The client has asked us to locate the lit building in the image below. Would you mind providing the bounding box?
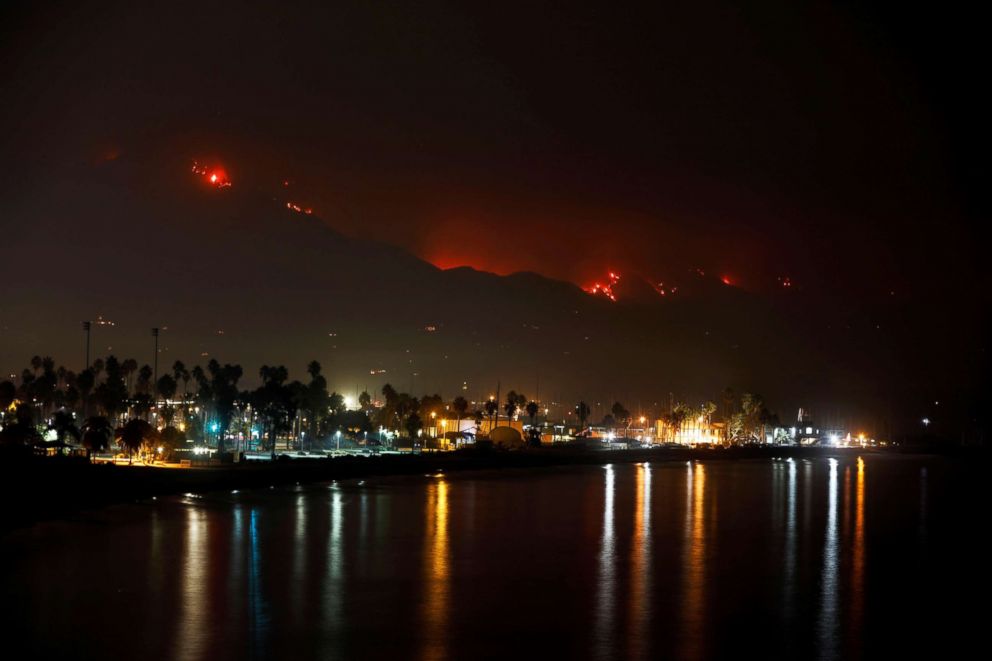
[656,417,725,445]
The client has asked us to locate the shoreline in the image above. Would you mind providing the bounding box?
[0,445,979,533]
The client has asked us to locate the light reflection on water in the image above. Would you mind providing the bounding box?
[321,487,344,653]
[292,493,306,622]
[421,479,450,661]
[681,462,706,660]
[783,459,798,634]
[5,456,976,661]
[627,463,652,660]
[178,507,208,661]
[248,507,268,658]
[819,458,840,660]
[594,465,616,658]
[850,457,866,651]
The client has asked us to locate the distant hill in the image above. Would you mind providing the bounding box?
[0,150,919,429]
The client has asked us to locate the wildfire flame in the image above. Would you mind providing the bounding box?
[286,201,313,215]
[191,161,231,188]
[584,271,620,302]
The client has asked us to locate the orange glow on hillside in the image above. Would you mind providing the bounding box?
[424,252,521,276]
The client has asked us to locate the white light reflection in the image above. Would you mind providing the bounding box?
[178,508,208,661]
[594,464,616,658]
[818,458,839,659]
[784,459,797,620]
[322,487,344,648]
[292,493,306,621]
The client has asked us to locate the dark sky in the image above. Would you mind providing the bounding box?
[3,0,985,285]
[1,1,988,431]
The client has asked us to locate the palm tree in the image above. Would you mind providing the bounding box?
[701,401,717,423]
[81,416,113,457]
[117,418,154,463]
[739,393,765,443]
[404,412,423,443]
[121,358,138,394]
[76,368,95,417]
[173,360,191,418]
[202,360,244,453]
[32,360,58,420]
[135,364,153,411]
[721,387,735,443]
[156,374,177,402]
[300,360,329,451]
[611,401,630,436]
[378,384,399,434]
[575,401,591,434]
[483,398,498,433]
[525,400,539,427]
[504,390,526,420]
[0,380,15,411]
[253,365,295,458]
[48,409,80,447]
[395,394,420,444]
[63,370,80,413]
[96,356,128,425]
[452,396,469,445]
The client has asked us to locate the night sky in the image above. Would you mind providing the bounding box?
[1,1,988,434]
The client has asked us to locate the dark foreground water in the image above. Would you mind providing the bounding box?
[2,455,988,660]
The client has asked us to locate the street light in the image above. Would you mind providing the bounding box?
[335,430,342,452]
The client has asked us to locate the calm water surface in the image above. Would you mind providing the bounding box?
[2,456,988,659]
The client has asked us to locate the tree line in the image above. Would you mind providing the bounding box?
[1,353,782,459]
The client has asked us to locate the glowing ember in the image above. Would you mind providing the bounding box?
[653,281,679,297]
[721,275,733,286]
[584,271,620,302]
[285,201,313,215]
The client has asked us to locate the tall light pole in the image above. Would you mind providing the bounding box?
[82,321,91,370]
[151,328,160,382]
